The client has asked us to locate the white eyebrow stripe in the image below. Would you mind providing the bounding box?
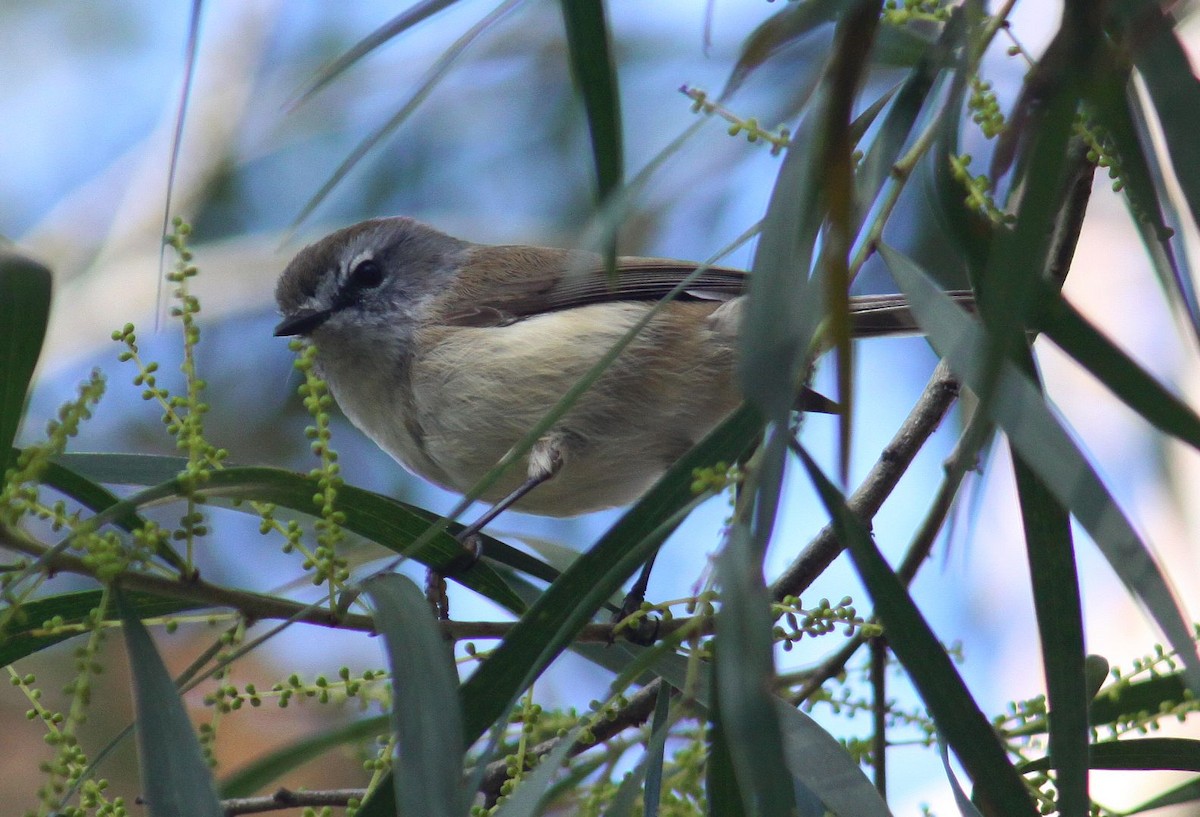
[341,250,375,285]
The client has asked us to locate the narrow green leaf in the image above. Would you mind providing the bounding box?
[292,0,521,230]
[715,524,797,817]
[54,464,528,613]
[853,9,961,227]
[938,739,985,817]
[1122,775,1200,815]
[1089,673,1189,728]
[1037,292,1200,449]
[974,55,1079,421]
[1018,738,1200,773]
[740,88,824,420]
[52,452,190,485]
[599,685,674,817]
[36,455,146,533]
[54,451,557,584]
[1087,57,1198,336]
[928,5,993,278]
[295,0,463,105]
[775,701,891,817]
[1128,11,1200,271]
[722,0,851,98]
[558,0,623,202]
[118,589,223,817]
[795,444,1039,817]
[458,404,762,746]
[365,574,466,817]
[1,589,199,668]
[706,657,743,817]
[0,250,52,475]
[219,715,390,797]
[159,0,202,297]
[491,724,582,817]
[1011,455,1088,817]
[881,243,1200,694]
[642,683,671,817]
[601,752,648,817]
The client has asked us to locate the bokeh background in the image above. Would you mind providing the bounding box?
[3,1,1199,813]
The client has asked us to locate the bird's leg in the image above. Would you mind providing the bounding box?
[613,549,662,645]
[425,435,565,619]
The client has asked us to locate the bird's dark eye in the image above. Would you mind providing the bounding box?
[348,258,384,289]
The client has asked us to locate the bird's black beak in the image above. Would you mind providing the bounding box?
[274,308,332,337]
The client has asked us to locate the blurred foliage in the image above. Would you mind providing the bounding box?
[5,2,1200,817]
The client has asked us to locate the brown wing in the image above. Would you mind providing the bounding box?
[434,242,974,337]
[436,244,748,327]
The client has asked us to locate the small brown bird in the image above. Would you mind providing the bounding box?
[274,216,955,521]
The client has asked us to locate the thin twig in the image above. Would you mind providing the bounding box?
[770,359,961,601]
[477,679,665,806]
[220,787,364,816]
[0,525,713,643]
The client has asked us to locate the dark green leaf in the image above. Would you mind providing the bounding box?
[706,659,743,817]
[1089,673,1188,728]
[1037,292,1200,449]
[219,715,389,797]
[739,83,825,420]
[795,444,1039,817]
[365,574,465,817]
[53,463,529,613]
[1011,454,1088,817]
[1,589,199,668]
[458,404,761,746]
[558,0,623,202]
[642,683,671,817]
[881,243,1200,694]
[0,250,52,475]
[715,524,796,817]
[854,9,962,228]
[119,589,223,817]
[775,701,890,816]
[1018,738,1200,773]
[491,724,582,817]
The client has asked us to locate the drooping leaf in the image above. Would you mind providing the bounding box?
[881,244,1200,694]
[795,444,1039,817]
[365,574,466,817]
[558,0,623,203]
[1011,454,1088,817]
[0,250,52,475]
[119,589,223,817]
[715,523,798,817]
